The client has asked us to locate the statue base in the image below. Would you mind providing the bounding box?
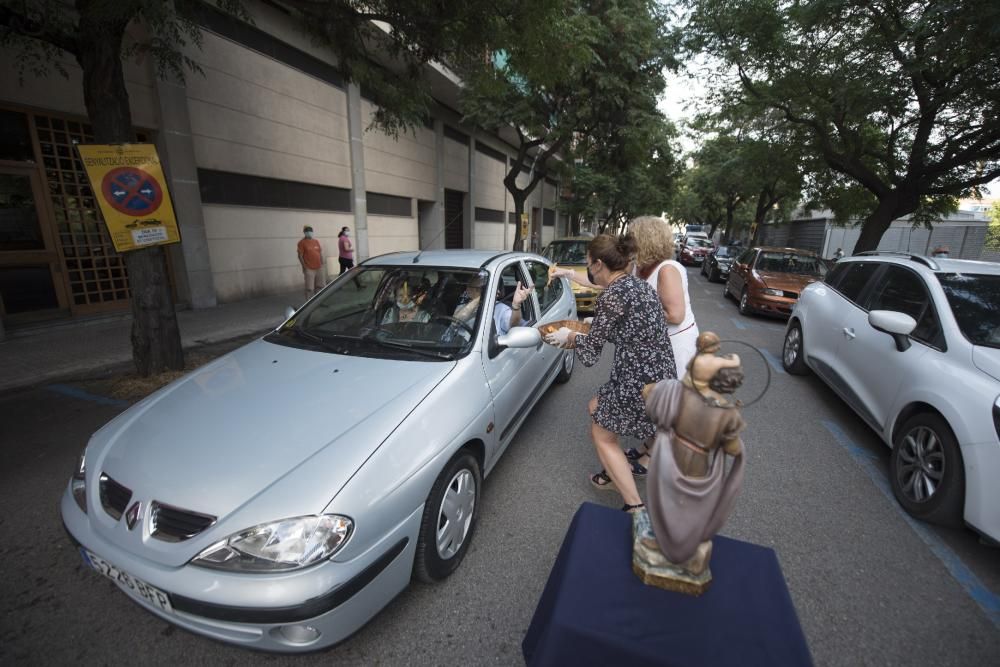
[631,509,712,596]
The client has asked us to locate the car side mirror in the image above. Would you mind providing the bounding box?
[498,326,542,349]
[869,310,916,352]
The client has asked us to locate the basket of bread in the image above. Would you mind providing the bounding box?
[538,319,591,348]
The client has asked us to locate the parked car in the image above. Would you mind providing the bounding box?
[781,252,1000,543]
[542,236,602,312]
[678,236,714,266]
[725,246,827,317]
[701,244,743,282]
[60,250,577,653]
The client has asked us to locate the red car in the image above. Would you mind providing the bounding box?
[724,246,827,317]
[679,236,713,266]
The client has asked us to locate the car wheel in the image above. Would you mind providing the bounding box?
[555,349,575,384]
[723,279,733,300]
[782,323,809,375]
[890,414,964,526]
[738,288,753,315]
[709,267,719,283]
[414,452,481,583]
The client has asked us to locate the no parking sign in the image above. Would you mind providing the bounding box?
[77,144,181,252]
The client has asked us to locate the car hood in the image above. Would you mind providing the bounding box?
[91,339,454,521]
[972,346,1000,383]
[757,272,821,292]
[567,267,601,294]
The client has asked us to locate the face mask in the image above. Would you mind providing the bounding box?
[396,299,416,311]
[304,231,313,239]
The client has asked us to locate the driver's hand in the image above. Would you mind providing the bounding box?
[512,281,532,308]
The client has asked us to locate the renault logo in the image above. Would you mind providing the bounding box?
[125,501,142,530]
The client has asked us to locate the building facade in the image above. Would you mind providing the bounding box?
[0,1,567,334]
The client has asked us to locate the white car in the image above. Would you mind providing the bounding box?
[781,252,1000,543]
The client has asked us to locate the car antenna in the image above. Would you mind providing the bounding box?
[413,209,465,264]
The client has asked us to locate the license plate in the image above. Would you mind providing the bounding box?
[81,548,173,614]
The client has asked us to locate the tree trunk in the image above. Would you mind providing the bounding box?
[76,4,184,376]
[852,191,918,254]
[511,192,526,250]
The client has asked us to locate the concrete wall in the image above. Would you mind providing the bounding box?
[187,33,351,188]
[0,43,159,130]
[368,213,419,257]
[361,100,436,201]
[202,205,352,301]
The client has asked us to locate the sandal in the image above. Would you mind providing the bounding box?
[630,459,647,477]
[624,447,646,461]
[590,470,616,491]
[622,502,645,513]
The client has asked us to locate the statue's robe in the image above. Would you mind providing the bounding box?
[645,380,746,564]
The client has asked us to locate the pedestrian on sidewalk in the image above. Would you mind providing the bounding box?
[297,225,324,298]
[338,226,355,274]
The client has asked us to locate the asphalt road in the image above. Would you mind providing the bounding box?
[2,267,998,665]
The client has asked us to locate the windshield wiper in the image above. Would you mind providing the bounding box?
[283,327,349,354]
[360,333,456,360]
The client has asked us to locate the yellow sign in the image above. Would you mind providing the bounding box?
[77,144,181,252]
[520,212,529,237]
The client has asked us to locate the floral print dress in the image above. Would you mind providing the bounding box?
[576,274,676,439]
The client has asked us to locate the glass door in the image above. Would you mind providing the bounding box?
[0,166,67,322]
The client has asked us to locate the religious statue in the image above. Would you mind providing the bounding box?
[632,332,746,595]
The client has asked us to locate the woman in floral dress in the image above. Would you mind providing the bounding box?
[545,234,675,512]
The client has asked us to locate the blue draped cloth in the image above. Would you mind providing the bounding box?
[522,503,813,666]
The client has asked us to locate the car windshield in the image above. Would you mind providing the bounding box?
[266,266,488,360]
[755,251,827,276]
[715,246,739,258]
[937,273,1000,348]
[687,238,712,249]
[544,241,589,265]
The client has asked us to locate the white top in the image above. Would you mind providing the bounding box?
[643,260,696,335]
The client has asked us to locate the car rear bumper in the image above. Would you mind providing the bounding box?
[61,486,420,652]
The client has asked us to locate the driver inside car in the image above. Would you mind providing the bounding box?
[453,272,532,335]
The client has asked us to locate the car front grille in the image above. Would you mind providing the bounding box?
[150,502,217,542]
[99,474,132,521]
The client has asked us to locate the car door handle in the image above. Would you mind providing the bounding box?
[843,328,856,339]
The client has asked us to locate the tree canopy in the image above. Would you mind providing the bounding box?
[683,0,1000,252]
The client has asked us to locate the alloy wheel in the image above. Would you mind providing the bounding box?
[435,469,477,559]
[783,327,801,367]
[896,426,945,504]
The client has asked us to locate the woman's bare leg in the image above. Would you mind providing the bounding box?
[589,397,642,506]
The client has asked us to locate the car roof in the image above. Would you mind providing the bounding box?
[843,254,1000,275]
[756,246,820,256]
[363,249,540,270]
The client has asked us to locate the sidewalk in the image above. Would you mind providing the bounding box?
[0,291,303,393]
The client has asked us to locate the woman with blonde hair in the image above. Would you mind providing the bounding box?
[624,216,700,474]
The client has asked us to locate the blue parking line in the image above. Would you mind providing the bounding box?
[729,317,748,331]
[46,384,129,408]
[760,349,787,375]
[821,420,1000,630]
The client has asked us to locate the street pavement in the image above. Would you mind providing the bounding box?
[1,267,998,665]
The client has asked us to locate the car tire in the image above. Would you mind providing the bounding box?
[710,267,719,283]
[414,452,482,583]
[782,322,809,375]
[738,288,753,316]
[890,414,965,526]
[723,279,734,300]
[555,349,575,384]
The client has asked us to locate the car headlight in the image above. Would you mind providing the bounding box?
[72,451,87,513]
[762,288,783,297]
[192,515,353,572]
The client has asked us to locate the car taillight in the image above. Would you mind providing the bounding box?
[993,395,1000,441]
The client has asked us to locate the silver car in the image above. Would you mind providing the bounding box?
[61,250,577,652]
